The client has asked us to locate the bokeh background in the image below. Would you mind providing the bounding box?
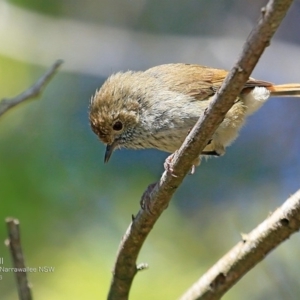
[1,0,300,299]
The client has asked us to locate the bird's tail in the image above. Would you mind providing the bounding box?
[267,84,300,97]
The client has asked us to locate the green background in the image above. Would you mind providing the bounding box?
[1,0,300,299]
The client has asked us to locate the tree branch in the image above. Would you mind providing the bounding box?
[108,0,294,299]
[180,189,300,300]
[5,218,33,300]
[0,59,63,117]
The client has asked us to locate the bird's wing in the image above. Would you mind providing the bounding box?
[146,64,273,100]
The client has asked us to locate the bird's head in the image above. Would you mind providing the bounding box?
[89,72,141,162]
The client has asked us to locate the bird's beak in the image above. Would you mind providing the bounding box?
[104,141,118,163]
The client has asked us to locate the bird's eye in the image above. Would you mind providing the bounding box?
[112,121,123,131]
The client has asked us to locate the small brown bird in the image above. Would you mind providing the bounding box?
[89,63,300,166]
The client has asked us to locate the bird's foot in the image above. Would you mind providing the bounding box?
[164,152,178,177]
[189,157,201,175]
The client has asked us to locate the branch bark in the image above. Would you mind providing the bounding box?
[180,189,300,300]
[0,59,63,117]
[108,0,294,299]
[5,218,33,300]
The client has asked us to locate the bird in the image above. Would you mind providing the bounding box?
[89,63,300,169]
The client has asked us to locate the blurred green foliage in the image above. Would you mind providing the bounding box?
[9,0,62,15]
[1,1,300,299]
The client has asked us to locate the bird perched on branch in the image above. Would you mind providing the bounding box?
[89,63,300,170]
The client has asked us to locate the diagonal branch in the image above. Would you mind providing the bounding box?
[180,189,300,300]
[5,218,33,300]
[0,59,63,117]
[108,1,294,299]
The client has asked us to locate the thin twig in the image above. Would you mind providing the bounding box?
[0,59,63,117]
[180,189,300,300]
[107,0,294,299]
[5,218,33,300]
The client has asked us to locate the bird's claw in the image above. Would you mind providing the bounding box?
[164,152,178,177]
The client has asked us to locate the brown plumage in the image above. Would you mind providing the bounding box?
[89,63,300,164]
